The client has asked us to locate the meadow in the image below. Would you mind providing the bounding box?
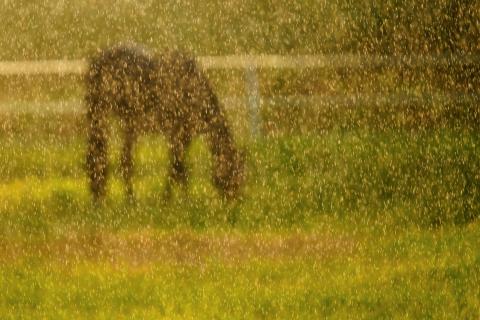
[1,0,477,60]
[0,0,479,317]
[0,110,478,318]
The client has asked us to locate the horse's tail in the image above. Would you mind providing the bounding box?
[85,58,109,201]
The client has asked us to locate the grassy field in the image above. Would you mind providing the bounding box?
[0,0,479,317]
[0,0,477,106]
[1,226,479,319]
[0,0,477,60]
[0,113,478,318]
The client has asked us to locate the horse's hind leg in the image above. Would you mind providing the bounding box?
[121,125,137,203]
[86,97,110,203]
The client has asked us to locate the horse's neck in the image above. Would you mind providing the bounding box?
[208,114,236,158]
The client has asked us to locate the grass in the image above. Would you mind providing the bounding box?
[0,0,477,60]
[1,225,479,318]
[0,114,478,231]
[0,112,478,318]
[0,0,478,316]
[0,0,477,109]
[0,0,344,60]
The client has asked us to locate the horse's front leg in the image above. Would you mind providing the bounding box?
[121,125,137,203]
[164,132,191,200]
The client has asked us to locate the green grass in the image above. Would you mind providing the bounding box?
[0,0,344,60]
[0,0,477,107]
[1,225,479,319]
[0,0,477,60]
[0,113,479,317]
[0,115,478,231]
[0,1,478,316]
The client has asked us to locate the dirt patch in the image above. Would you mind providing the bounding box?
[0,230,357,267]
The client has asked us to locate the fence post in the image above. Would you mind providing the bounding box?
[244,64,261,137]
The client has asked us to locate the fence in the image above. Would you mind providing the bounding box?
[0,54,478,134]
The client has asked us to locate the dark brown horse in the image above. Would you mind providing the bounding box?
[85,44,245,202]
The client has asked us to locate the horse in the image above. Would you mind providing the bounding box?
[85,44,245,202]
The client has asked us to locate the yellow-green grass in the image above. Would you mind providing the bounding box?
[0,0,477,60]
[0,0,476,116]
[0,113,478,231]
[0,0,478,315]
[0,113,479,317]
[1,224,479,318]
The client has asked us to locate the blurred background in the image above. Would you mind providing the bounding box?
[0,0,478,134]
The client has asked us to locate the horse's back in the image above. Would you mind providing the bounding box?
[85,43,221,134]
[86,44,160,116]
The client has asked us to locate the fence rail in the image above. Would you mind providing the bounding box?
[0,54,478,135]
[0,54,479,76]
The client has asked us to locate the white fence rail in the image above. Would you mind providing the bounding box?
[0,55,478,134]
[0,54,478,75]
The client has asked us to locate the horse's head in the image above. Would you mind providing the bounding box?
[213,147,246,200]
